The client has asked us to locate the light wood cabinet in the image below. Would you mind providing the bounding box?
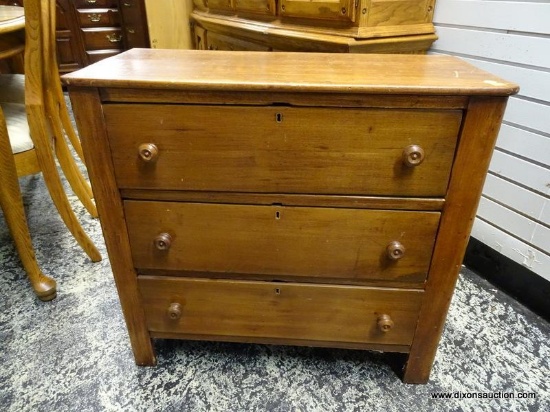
[65,49,518,384]
[192,0,437,53]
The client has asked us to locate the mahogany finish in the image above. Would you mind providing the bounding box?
[64,49,518,383]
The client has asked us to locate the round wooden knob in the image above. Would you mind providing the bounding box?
[138,143,159,162]
[386,241,405,260]
[402,144,425,167]
[167,303,182,320]
[154,233,172,251]
[377,314,394,333]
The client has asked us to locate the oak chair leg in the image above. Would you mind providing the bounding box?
[44,0,86,166]
[49,114,98,217]
[27,105,102,263]
[0,111,56,301]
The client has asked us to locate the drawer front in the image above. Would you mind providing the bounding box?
[104,105,461,196]
[77,9,119,28]
[124,201,440,283]
[139,276,424,347]
[236,0,277,15]
[74,0,118,8]
[82,27,123,49]
[279,0,356,22]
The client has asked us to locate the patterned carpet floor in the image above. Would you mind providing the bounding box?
[1,173,549,412]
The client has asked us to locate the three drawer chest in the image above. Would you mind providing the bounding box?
[64,49,518,383]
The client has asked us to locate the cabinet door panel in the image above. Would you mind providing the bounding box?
[367,0,435,26]
[280,0,356,22]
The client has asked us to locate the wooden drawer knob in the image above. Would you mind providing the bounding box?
[377,314,394,333]
[167,303,182,321]
[386,241,405,260]
[402,144,425,167]
[138,143,159,162]
[154,233,172,251]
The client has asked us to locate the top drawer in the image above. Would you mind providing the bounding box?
[77,9,119,28]
[104,105,462,197]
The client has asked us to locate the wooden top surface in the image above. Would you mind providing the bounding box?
[62,48,519,96]
[0,5,24,34]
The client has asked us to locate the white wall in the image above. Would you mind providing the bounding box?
[431,0,550,281]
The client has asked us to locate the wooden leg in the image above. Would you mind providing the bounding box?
[0,110,56,301]
[56,87,86,165]
[44,80,96,214]
[49,114,98,218]
[27,105,102,262]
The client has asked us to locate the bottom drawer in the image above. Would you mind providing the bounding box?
[139,276,423,349]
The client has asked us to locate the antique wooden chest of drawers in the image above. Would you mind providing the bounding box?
[64,49,517,383]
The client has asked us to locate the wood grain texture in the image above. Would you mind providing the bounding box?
[120,190,445,211]
[403,96,509,383]
[99,88,470,109]
[124,201,440,283]
[105,104,461,196]
[62,49,519,96]
[191,12,437,53]
[139,276,424,346]
[144,0,194,49]
[68,86,155,365]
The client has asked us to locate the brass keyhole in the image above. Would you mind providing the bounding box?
[275,113,283,123]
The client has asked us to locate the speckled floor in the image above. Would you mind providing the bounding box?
[1,172,549,412]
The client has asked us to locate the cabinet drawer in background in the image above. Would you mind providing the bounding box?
[139,276,424,348]
[279,0,357,22]
[82,27,123,49]
[77,9,119,28]
[104,105,461,197]
[124,201,440,284]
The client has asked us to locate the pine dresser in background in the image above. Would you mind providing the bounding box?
[63,49,518,383]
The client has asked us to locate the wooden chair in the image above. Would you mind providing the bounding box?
[0,0,101,300]
[0,0,94,209]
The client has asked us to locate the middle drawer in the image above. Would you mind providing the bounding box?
[124,201,440,284]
